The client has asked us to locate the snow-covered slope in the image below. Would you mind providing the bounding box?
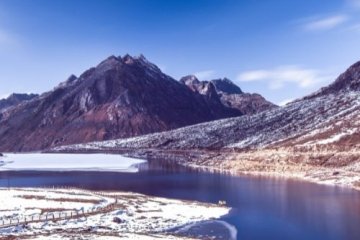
[60,61,360,152]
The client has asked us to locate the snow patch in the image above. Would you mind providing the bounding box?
[316,129,357,144]
[0,153,145,172]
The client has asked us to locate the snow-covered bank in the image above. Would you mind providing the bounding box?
[0,188,230,239]
[26,233,198,239]
[0,153,145,172]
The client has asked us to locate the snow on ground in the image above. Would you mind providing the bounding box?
[0,188,111,221]
[26,233,197,239]
[0,153,145,172]
[0,188,230,239]
[313,129,357,145]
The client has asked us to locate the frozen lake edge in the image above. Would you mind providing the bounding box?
[0,153,146,173]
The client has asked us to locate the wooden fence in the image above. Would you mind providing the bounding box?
[0,187,119,229]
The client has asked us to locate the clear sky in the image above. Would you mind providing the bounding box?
[1,0,360,105]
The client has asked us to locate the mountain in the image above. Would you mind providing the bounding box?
[56,60,360,190]
[73,60,360,151]
[0,93,38,112]
[1,54,274,152]
[180,75,277,115]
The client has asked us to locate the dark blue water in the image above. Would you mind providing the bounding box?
[1,160,360,240]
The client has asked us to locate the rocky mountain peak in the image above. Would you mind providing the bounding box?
[95,55,122,72]
[137,54,147,62]
[179,75,275,115]
[66,74,78,83]
[180,75,201,86]
[122,54,134,64]
[7,93,38,101]
[210,78,243,94]
[305,60,360,99]
[0,93,38,112]
[330,60,360,91]
[121,54,163,75]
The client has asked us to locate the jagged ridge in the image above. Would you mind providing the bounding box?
[180,75,276,115]
[0,93,38,113]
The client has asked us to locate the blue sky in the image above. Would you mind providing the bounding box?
[1,0,360,105]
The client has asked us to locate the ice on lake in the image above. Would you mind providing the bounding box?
[0,153,146,172]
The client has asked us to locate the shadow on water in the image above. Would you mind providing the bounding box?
[1,158,360,240]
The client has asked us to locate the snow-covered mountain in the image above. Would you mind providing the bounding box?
[68,60,360,152]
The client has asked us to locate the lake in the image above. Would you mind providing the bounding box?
[1,156,360,240]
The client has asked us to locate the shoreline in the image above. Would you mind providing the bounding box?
[184,155,360,192]
[5,147,360,191]
[64,147,360,192]
[183,161,360,191]
[0,187,230,239]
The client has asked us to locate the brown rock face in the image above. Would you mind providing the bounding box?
[0,55,242,151]
[180,75,277,115]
